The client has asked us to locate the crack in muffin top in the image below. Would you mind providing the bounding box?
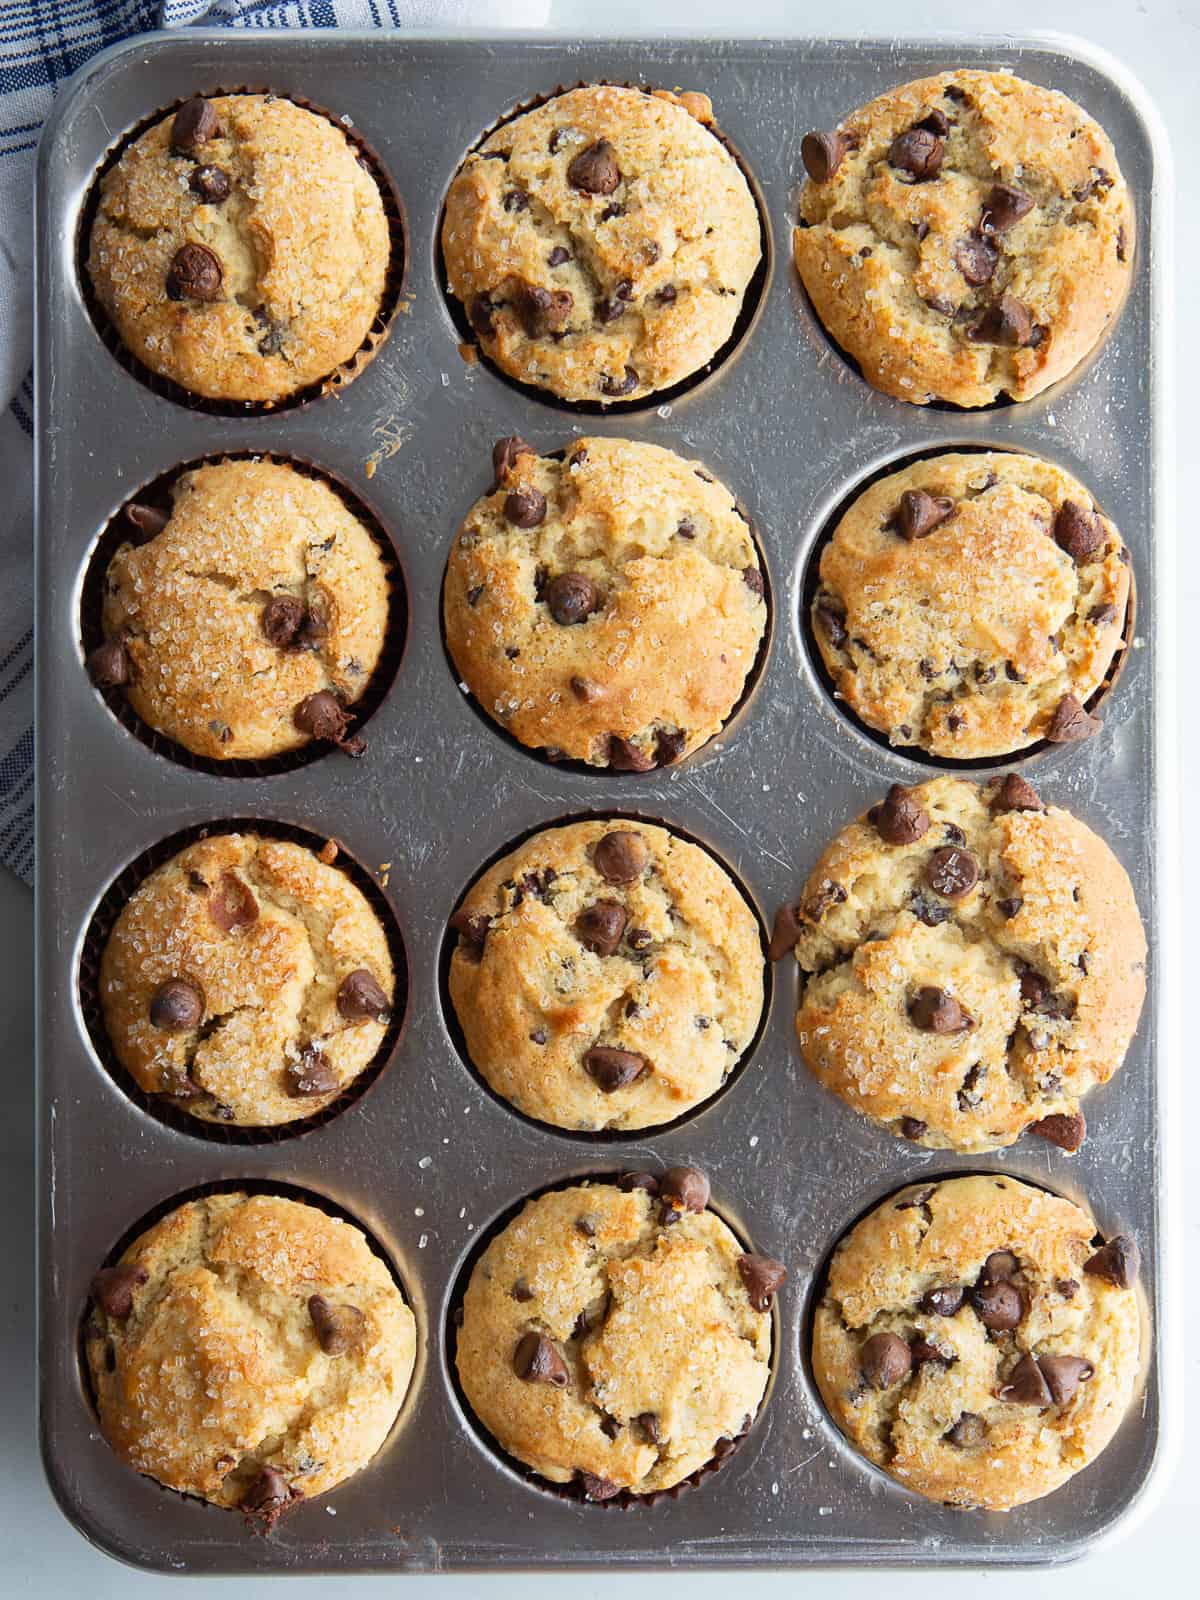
[88,95,391,403]
[441,85,762,402]
[443,436,767,770]
[811,1175,1141,1510]
[775,775,1145,1152]
[810,451,1130,758]
[97,459,390,762]
[794,70,1133,406]
[455,1179,777,1494]
[86,1192,415,1511]
[98,833,395,1127]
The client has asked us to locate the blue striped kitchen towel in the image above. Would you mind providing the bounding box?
[0,0,546,885]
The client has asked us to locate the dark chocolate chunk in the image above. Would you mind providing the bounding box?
[148,977,204,1032]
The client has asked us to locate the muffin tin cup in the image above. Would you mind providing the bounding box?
[36,30,1173,1575]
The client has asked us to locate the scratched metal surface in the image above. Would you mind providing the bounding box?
[35,31,1168,1574]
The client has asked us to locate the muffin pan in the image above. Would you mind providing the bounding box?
[36,31,1171,1573]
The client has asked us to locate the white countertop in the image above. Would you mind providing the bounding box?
[8,0,1197,1592]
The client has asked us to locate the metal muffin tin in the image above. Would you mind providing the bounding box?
[36,29,1174,1574]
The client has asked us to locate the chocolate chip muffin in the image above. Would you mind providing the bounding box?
[98,833,395,1127]
[455,1170,784,1497]
[811,451,1130,757]
[87,95,391,403]
[794,70,1133,406]
[772,775,1145,1153]
[812,1175,1142,1510]
[444,437,766,770]
[448,820,764,1131]
[85,1192,416,1515]
[89,459,390,761]
[441,86,761,403]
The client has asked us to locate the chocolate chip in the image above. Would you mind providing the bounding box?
[578,1471,620,1501]
[804,879,847,921]
[607,735,655,772]
[148,977,204,1032]
[742,565,765,598]
[997,897,1023,919]
[954,232,998,285]
[1073,167,1114,202]
[1117,224,1129,262]
[469,294,496,336]
[171,97,220,152]
[567,140,620,195]
[258,594,303,648]
[189,164,231,203]
[504,487,547,528]
[86,639,130,688]
[1084,1235,1139,1290]
[737,1253,787,1312]
[1054,500,1104,563]
[492,436,535,486]
[767,902,803,961]
[635,1411,662,1445]
[1038,1354,1094,1405]
[166,242,223,302]
[911,890,951,927]
[980,184,1035,234]
[980,1250,1019,1286]
[945,1412,986,1447]
[545,572,600,625]
[583,1045,646,1092]
[294,690,358,750]
[908,986,970,1034]
[594,830,648,884]
[574,901,628,956]
[910,1337,954,1367]
[284,1042,338,1098]
[516,283,573,336]
[599,203,624,222]
[242,1468,293,1516]
[336,969,390,1024]
[1090,602,1118,625]
[889,127,944,180]
[660,1165,710,1214]
[815,599,848,646]
[209,870,258,934]
[655,284,677,304]
[599,365,639,397]
[450,909,490,954]
[1057,1278,1080,1299]
[900,1116,928,1141]
[894,489,956,541]
[801,129,849,182]
[1029,1111,1086,1152]
[502,189,528,212]
[655,728,687,765]
[920,1285,965,1317]
[307,1295,365,1356]
[870,784,931,845]
[514,1330,570,1386]
[1045,694,1102,743]
[90,1264,148,1318]
[895,1186,935,1212]
[991,773,1044,813]
[627,928,652,951]
[548,246,571,266]
[971,1280,1023,1332]
[998,1352,1052,1406]
[926,845,979,900]
[619,1171,660,1196]
[860,1331,912,1390]
[124,501,168,540]
[967,292,1036,347]
[511,1278,534,1302]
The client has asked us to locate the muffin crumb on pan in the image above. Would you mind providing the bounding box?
[812,1175,1141,1510]
[454,1169,784,1498]
[441,84,762,404]
[85,1191,416,1515]
[772,775,1146,1152]
[794,69,1133,406]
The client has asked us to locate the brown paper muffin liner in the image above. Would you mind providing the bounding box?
[435,78,771,416]
[445,1168,780,1509]
[78,88,407,417]
[438,444,774,779]
[77,818,408,1145]
[800,445,1137,772]
[436,807,773,1144]
[79,451,408,777]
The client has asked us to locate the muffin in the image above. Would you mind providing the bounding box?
[448,820,764,1131]
[794,70,1133,406]
[98,833,395,1127]
[85,1191,416,1516]
[88,94,391,403]
[88,459,390,762]
[771,775,1145,1152]
[455,1169,784,1497]
[441,85,761,403]
[444,436,767,770]
[812,1175,1142,1510]
[810,451,1130,757]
